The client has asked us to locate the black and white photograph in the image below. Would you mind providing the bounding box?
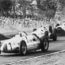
[0,0,65,65]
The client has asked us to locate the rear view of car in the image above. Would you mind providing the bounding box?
[56,23,65,36]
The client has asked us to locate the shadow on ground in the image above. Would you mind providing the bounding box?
[0,50,60,57]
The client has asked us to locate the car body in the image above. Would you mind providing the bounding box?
[0,27,49,55]
[0,32,27,53]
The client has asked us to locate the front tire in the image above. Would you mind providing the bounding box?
[19,41,27,56]
[41,38,49,52]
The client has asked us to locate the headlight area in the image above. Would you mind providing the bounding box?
[0,42,12,52]
[0,42,19,53]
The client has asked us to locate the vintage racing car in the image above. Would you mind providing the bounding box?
[0,27,49,55]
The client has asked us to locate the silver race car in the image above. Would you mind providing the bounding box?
[0,27,49,55]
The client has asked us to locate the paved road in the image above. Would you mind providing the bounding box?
[0,36,65,65]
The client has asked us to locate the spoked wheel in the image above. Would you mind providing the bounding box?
[41,38,49,52]
[19,41,27,55]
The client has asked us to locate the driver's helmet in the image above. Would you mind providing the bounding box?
[19,32,27,37]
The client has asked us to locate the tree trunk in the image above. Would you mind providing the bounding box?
[22,5,26,18]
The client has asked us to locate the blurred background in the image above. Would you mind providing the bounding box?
[0,0,65,34]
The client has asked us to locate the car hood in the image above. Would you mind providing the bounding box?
[0,35,22,44]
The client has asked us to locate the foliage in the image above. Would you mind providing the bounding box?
[18,0,27,18]
[37,0,57,20]
[59,0,65,6]
[0,0,12,15]
[18,0,31,18]
[59,0,65,10]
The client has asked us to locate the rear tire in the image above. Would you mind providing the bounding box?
[53,29,57,41]
[41,38,49,52]
[19,41,27,56]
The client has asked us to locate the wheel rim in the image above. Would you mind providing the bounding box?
[21,42,27,55]
[44,39,48,50]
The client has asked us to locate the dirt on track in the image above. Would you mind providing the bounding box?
[6,51,65,65]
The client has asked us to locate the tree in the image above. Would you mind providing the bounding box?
[37,0,57,20]
[59,0,65,7]
[46,0,57,20]
[0,0,12,16]
[18,0,27,18]
[59,0,65,10]
[37,0,47,10]
[18,0,31,18]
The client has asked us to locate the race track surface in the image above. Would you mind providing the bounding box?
[0,36,65,65]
